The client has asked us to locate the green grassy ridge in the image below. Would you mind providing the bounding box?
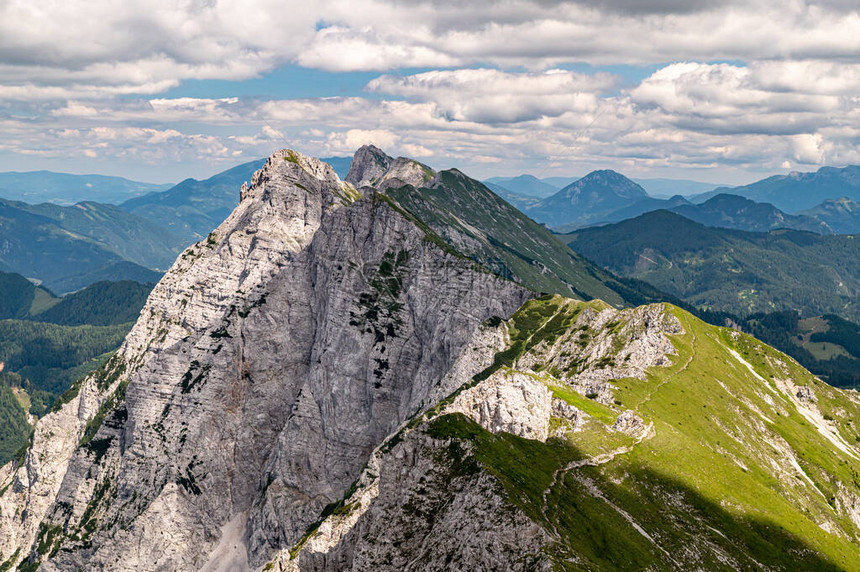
[291,293,860,568]
[383,170,633,306]
[429,414,847,571]
[425,296,860,569]
[700,310,860,388]
[642,311,860,564]
[0,272,153,327]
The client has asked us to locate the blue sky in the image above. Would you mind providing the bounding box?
[1,1,859,185]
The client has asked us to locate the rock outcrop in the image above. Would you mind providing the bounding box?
[446,369,552,441]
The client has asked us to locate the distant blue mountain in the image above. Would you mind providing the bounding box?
[320,156,352,179]
[540,176,579,189]
[691,165,860,213]
[122,159,266,241]
[526,170,650,228]
[482,182,540,210]
[633,177,718,198]
[484,174,559,198]
[0,197,168,293]
[485,173,719,201]
[0,171,172,205]
[800,197,860,234]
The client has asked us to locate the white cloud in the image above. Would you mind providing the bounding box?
[334,129,400,152]
[0,0,317,98]
[2,0,860,100]
[4,1,860,183]
[296,26,461,72]
[9,53,860,183]
[296,0,860,70]
[366,68,615,123]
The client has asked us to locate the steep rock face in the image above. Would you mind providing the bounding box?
[288,431,554,572]
[343,145,392,189]
[0,149,532,570]
[446,370,552,441]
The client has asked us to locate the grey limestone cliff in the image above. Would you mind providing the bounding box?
[0,149,531,570]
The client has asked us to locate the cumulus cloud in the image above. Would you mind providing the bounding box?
[630,61,859,137]
[4,1,860,182]
[300,0,860,71]
[2,0,860,98]
[366,68,615,123]
[0,0,317,98]
[296,27,461,72]
[10,55,860,182]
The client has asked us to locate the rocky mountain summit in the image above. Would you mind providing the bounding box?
[0,149,530,570]
[3,148,860,571]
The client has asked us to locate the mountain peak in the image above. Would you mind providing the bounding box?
[695,164,860,212]
[345,144,393,188]
[241,149,357,207]
[346,145,435,190]
[525,168,649,227]
[572,169,648,193]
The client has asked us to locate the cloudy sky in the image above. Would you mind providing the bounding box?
[1,0,859,184]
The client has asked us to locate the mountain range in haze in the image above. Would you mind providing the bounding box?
[0,171,172,205]
[488,165,860,234]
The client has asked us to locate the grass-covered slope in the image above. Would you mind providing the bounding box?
[0,272,57,319]
[473,298,860,569]
[730,311,860,388]
[347,147,670,309]
[296,295,860,570]
[385,169,627,305]
[566,209,860,321]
